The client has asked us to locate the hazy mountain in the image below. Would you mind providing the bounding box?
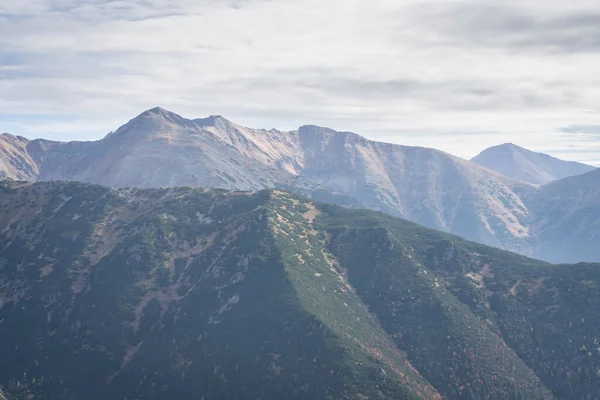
[2,180,599,399]
[525,168,600,263]
[0,108,532,256]
[471,143,596,185]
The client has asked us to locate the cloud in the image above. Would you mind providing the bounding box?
[0,0,47,16]
[401,1,600,54]
[0,0,599,165]
[561,125,600,135]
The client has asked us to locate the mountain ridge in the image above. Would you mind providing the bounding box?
[1,179,599,399]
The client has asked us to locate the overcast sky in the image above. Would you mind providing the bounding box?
[2,0,600,164]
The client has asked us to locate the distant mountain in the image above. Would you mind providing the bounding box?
[524,168,600,263]
[4,181,600,399]
[471,143,596,185]
[0,107,532,256]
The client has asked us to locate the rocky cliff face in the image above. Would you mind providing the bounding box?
[2,180,599,399]
[0,133,38,181]
[1,108,598,264]
[472,143,596,185]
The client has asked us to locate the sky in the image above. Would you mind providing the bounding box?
[1,0,600,165]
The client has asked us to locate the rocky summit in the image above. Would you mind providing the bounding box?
[1,180,599,399]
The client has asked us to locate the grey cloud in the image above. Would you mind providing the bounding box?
[547,148,600,154]
[1,0,263,23]
[224,68,582,112]
[403,2,600,53]
[560,125,600,135]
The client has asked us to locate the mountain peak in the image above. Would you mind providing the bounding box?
[136,106,185,121]
[472,143,596,184]
[497,142,520,149]
[484,143,525,153]
[145,106,168,114]
[298,125,367,143]
[193,114,232,128]
[102,107,191,140]
[103,109,238,143]
[0,132,29,142]
[298,124,338,136]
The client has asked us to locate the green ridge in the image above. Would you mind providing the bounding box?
[0,180,599,399]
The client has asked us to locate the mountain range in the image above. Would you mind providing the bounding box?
[1,107,598,264]
[1,179,599,399]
